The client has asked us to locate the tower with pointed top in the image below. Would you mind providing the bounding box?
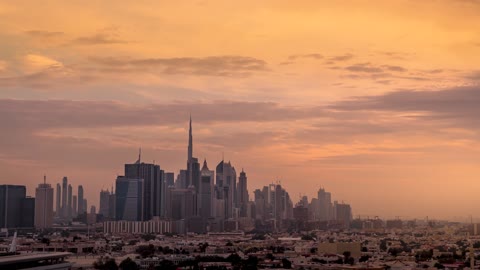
[198,159,214,220]
[186,116,200,194]
[237,169,249,217]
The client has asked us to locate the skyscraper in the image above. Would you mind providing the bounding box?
[165,172,175,187]
[35,177,54,229]
[199,159,214,219]
[124,151,164,220]
[55,183,61,217]
[72,195,77,218]
[0,185,27,228]
[115,176,143,221]
[99,189,111,218]
[186,116,201,192]
[77,185,84,215]
[67,184,72,219]
[335,202,352,229]
[215,160,237,219]
[318,188,333,221]
[237,169,249,217]
[61,177,67,218]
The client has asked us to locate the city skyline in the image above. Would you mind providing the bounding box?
[2,1,480,220]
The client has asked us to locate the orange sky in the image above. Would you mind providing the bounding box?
[1,0,480,220]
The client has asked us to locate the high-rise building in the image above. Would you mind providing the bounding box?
[61,177,68,218]
[317,188,333,221]
[67,184,72,219]
[0,185,27,228]
[108,189,116,220]
[77,185,84,215]
[237,169,249,217]
[215,160,237,219]
[165,186,196,222]
[115,176,143,221]
[165,172,175,187]
[55,183,61,217]
[185,117,201,193]
[198,159,214,219]
[34,177,54,229]
[72,195,77,218]
[21,197,35,228]
[124,152,164,221]
[99,189,111,218]
[335,202,352,229]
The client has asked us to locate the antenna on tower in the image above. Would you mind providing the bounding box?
[43,174,46,184]
[138,148,142,162]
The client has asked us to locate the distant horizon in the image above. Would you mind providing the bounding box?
[2,1,480,220]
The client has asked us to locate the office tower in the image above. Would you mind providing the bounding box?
[34,177,54,229]
[115,176,143,221]
[83,199,87,215]
[124,151,164,220]
[90,205,96,214]
[0,185,27,228]
[186,116,200,190]
[72,195,77,218]
[165,186,196,221]
[67,184,72,219]
[335,202,352,229]
[108,189,116,220]
[99,189,111,218]
[21,197,35,228]
[77,185,84,215]
[165,172,175,187]
[55,183,61,217]
[215,160,237,219]
[237,169,249,217]
[61,177,68,218]
[198,159,214,219]
[176,170,187,188]
[253,189,265,221]
[317,188,332,221]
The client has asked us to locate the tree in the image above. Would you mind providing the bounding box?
[119,257,139,270]
[155,260,176,270]
[282,258,292,269]
[93,257,118,270]
[141,234,156,242]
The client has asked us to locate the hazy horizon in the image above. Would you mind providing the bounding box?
[1,1,480,220]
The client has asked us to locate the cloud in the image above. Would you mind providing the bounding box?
[25,30,64,38]
[332,86,480,127]
[23,54,64,73]
[328,53,354,62]
[0,99,325,131]
[70,33,128,45]
[345,63,384,73]
[91,55,269,77]
[287,53,323,60]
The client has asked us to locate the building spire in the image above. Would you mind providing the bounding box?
[188,115,193,161]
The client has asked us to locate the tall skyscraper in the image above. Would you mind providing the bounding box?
[0,185,27,228]
[35,177,54,229]
[72,195,77,218]
[186,116,201,192]
[67,184,72,219]
[215,160,237,219]
[237,169,249,217]
[199,159,214,219]
[55,183,61,217]
[115,176,143,221]
[317,188,333,221]
[21,197,35,228]
[77,185,84,215]
[124,151,164,220]
[61,177,68,218]
[99,189,111,218]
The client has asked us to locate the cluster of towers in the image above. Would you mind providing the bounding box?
[55,177,87,221]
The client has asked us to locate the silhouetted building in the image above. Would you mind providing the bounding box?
[237,169,249,217]
[35,178,54,229]
[0,185,27,228]
[165,172,175,187]
[21,197,35,228]
[99,189,111,218]
[77,185,84,215]
[334,202,352,229]
[215,160,236,219]
[165,186,196,221]
[115,176,143,221]
[199,159,214,220]
[72,195,77,218]
[67,184,72,219]
[125,151,164,220]
[55,183,61,217]
[61,177,68,218]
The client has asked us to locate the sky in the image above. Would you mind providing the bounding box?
[1,0,480,220]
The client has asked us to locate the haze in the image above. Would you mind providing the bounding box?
[1,0,480,220]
